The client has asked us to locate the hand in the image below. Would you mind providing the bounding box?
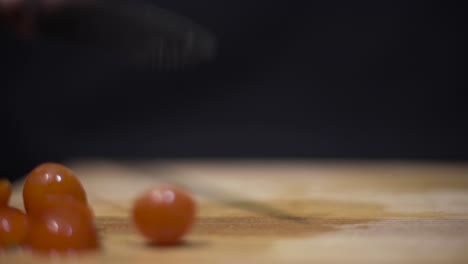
[0,0,67,36]
[0,0,22,14]
[0,0,65,12]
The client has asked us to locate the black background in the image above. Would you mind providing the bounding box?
[1,0,467,182]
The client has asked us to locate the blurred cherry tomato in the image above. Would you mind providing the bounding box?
[28,194,94,222]
[0,179,12,208]
[132,185,196,245]
[23,163,88,215]
[26,206,99,254]
[0,207,30,248]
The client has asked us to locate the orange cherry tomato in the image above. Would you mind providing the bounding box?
[26,206,99,254]
[0,207,30,248]
[0,179,12,207]
[132,185,196,245]
[28,194,94,222]
[23,163,88,215]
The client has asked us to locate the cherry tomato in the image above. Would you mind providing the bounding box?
[132,185,196,245]
[0,179,12,208]
[23,163,88,215]
[26,206,99,254]
[28,194,94,222]
[0,207,30,248]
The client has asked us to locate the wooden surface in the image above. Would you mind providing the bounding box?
[3,160,468,264]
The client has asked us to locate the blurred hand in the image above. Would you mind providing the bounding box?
[0,0,65,15]
[0,0,65,12]
[0,0,67,36]
[0,0,22,14]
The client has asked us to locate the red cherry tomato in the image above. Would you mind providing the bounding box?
[0,207,30,248]
[0,179,12,208]
[26,206,99,254]
[28,194,94,222]
[132,185,196,245]
[23,163,88,215]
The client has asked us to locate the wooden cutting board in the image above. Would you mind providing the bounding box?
[3,160,468,264]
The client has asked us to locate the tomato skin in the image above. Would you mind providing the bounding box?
[0,207,30,248]
[26,206,99,254]
[28,194,94,222]
[132,185,196,245]
[23,163,88,215]
[0,179,12,207]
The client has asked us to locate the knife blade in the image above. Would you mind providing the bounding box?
[14,0,218,70]
[129,163,306,222]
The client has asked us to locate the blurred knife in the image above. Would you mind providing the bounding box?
[11,0,217,69]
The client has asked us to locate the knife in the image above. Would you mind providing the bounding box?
[5,0,217,70]
[129,163,306,222]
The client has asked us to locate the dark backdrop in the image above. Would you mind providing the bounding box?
[1,0,466,181]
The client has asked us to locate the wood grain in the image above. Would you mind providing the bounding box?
[3,160,468,264]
